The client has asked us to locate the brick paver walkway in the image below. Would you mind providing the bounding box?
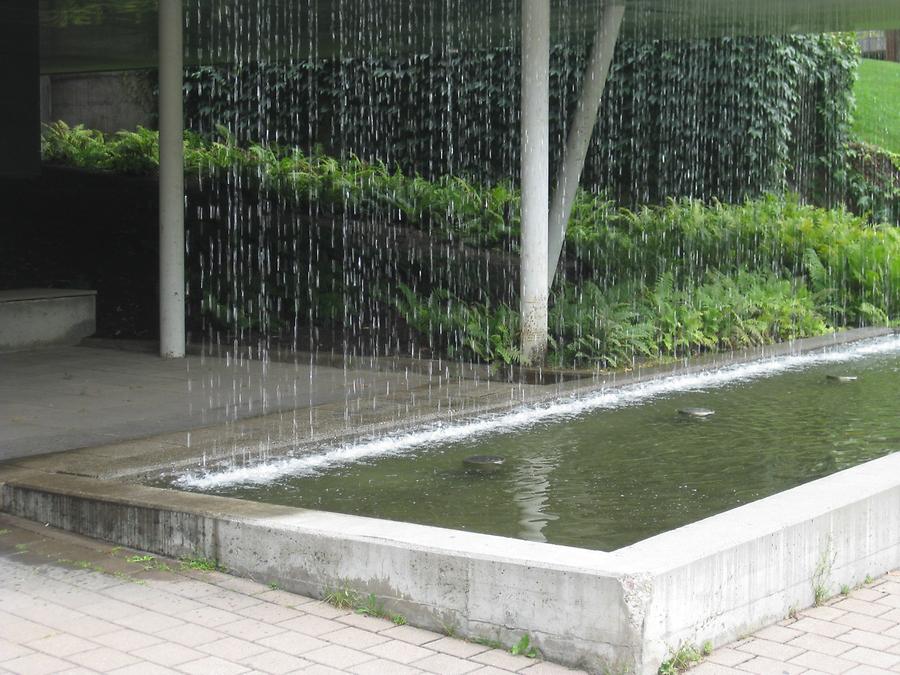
[7,511,900,675]
[0,514,580,675]
[691,572,900,675]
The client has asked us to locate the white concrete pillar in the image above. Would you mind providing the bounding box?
[547,4,624,286]
[158,0,186,358]
[520,0,551,366]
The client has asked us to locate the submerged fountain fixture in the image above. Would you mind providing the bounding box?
[678,407,716,418]
[463,455,507,473]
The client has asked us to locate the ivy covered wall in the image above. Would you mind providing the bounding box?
[184,33,860,206]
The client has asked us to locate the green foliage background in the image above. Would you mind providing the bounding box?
[184,34,859,208]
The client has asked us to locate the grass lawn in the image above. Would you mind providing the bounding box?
[853,59,900,154]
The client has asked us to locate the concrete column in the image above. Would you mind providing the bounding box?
[547,4,624,286]
[519,0,551,366]
[159,0,186,358]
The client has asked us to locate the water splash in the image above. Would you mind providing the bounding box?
[178,333,900,489]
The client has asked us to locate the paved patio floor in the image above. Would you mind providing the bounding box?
[691,575,900,674]
[0,514,580,675]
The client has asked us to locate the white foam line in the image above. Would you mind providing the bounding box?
[178,335,900,490]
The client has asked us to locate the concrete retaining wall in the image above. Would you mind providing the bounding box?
[0,289,96,352]
[4,450,900,673]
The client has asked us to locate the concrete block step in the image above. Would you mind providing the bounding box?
[0,288,96,352]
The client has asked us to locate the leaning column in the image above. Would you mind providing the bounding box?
[519,0,551,366]
[158,0,186,358]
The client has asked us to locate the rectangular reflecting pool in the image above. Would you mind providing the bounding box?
[166,336,900,552]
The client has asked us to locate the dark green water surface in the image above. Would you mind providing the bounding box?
[178,344,900,551]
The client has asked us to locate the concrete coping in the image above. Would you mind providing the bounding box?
[0,288,97,303]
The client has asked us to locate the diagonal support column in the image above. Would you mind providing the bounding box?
[159,0,186,358]
[547,4,624,286]
[519,0,551,366]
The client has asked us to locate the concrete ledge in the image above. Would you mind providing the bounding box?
[3,450,900,673]
[0,288,96,352]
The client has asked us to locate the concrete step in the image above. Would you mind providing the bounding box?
[0,288,96,352]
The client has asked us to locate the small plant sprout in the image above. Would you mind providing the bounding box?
[323,586,358,609]
[269,582,280,590]
[0,529,11,536]
[510,635,540,659]
[812,537,836,607]
[390,614,407,626]
[702,641,713,656]
[356,593,385,617]
[865,574,875,585]
[658,642,703,675]
[788,606,799,620]
[180,556,225,572]
[840,584,851,595]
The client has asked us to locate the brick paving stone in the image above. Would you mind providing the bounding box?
[218,617,289,642]
[2,652,75,675]
[791,617,854,638]
[237,650,313,674]
[304,644,375,669]
[852,589,889,603]
[303,602,354,620]
[518,662,586,674]
[25,633,96,657]
[844,666,897,675]
[691,663,745,675]
[366,639,436,664]
[117,664,185,675]
[68,646,140,671]
[839,629,899,651]
[841,647,900,669]
[236,602,304,624]
[202,591,264,612]
[472,647,538,671]
[323,626,390,650]
[877,596,900,609]
[833,599,894,618]
[0,637,34,662]
[413,652,482,674]
[278,614,347,637]
[255,631,328,656]
[734,655,806,674]
[754,625,804,643]
[788,632,855,656]
[153,624,224,648]
[788,650,857,674]
[348,658,423,674]
[92,627,165,652]
[336,612,396,632]
[178,655,251,674]
[706,647,754,667]
[130,642,206,667]
[380,624,444,645]
[470,666,520,675]
[836,614,898,633]
[254,589,315,607]
[736,637,804,661]
[804,606,850,622]
[428,636,491,658]
[0,614,58,643]
[879,609,900,623]
[176,606,245,628]
[210,576,268,596]
[197,636,269,661]
[109,663,181,674]
[80,598,149,622]
[112,609,185,634]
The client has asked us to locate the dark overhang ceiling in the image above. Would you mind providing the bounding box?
[28,0,900,74]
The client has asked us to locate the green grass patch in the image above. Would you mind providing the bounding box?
[853,59,900,154]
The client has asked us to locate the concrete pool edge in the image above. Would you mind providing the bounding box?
[4,450,900,673]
